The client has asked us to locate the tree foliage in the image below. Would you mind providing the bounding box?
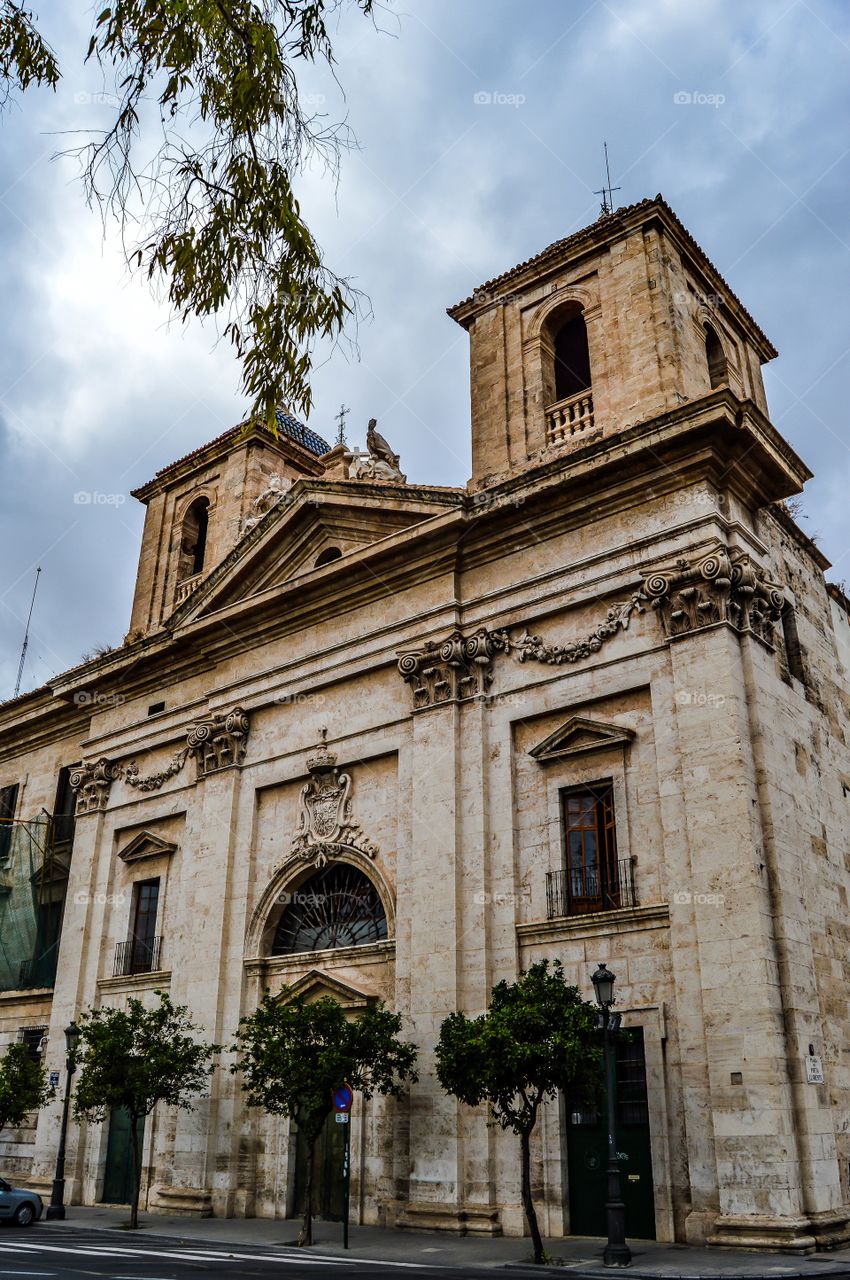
[73,991,218,1228]
[436,961,601,1265]
[233,991,417,1245]
[0,1,378,424]
[0,1041,53,1134]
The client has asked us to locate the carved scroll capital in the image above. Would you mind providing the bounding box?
[70,758,120,814]
[397,628,499,709]
[642,544,783,645]
[187,706,250,776]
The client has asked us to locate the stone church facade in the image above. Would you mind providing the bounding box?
[1,195,849,1251]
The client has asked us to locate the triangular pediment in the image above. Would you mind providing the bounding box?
[170,480,462,626]
[279,968,377,1010]
[529,715,635,762]
[118,830,178,863]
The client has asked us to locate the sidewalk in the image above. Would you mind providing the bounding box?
[55,1204,850,1277]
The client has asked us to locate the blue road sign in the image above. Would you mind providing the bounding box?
[332,1083,353,1113]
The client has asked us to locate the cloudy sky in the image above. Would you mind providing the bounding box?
[1,0,849,698]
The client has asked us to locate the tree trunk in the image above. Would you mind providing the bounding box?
[128,1114,142,1231]
[297,1135,316,1247]
[520,1126,544,1265]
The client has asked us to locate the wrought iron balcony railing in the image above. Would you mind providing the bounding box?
[546,858,637,920]
[18,949,59,990]
[114,935,162,977]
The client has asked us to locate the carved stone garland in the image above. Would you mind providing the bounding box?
[72,707,251,812]
[641,546,783,645]
[290,731,379,868]
[491,594,645,666]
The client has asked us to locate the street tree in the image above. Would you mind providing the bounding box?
[233,991,417,1246]
[0,1040,53,1134]
[435,960,601,1265]
[73,991,218,1229]
[0,1,380,424]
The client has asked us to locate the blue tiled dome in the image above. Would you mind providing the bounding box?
[275,410,331,457]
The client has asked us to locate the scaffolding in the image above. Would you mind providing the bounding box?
[0,814,67,991]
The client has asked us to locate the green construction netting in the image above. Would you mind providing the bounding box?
[0,816,53,991]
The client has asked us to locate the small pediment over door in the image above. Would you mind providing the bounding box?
[117,831,178,864]
[529,715,635,762]
[280,969,377,1012]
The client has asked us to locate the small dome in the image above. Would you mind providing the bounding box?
[275,410,331,457]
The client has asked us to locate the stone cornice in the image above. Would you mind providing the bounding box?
[244,938,396,975]
[517,902,670,946]
[96,969,172,994]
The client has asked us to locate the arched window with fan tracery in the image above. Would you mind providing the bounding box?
[271,864,388,955]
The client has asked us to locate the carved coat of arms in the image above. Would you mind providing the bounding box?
[291,731,378,867]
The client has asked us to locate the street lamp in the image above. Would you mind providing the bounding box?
[45,1021,80,1221]
[591,963,631,1269]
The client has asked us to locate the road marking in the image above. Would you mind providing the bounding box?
[0,1240,348,1265]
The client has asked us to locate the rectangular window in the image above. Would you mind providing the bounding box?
[0,783,19,861]
[17,1026,47,1063]
[51,767,76,847]
[546,782,634,918]
[115,879,162,976]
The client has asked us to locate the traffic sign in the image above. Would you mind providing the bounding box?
[49,1071,59,1088]
[332,1083,353,1113]
[335,1112,349,1124]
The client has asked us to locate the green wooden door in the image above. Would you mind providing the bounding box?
[294,1112,346,1221]
[101,1108,144,1205]
[565,1027,656,1240]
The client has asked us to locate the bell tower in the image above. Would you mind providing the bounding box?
[127,411,331,638]
[448,195,777,487]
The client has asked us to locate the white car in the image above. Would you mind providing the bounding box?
[0,1178,44,1226]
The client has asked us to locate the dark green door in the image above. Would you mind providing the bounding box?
[294,1112,346,1221]
[101,1108,144,1205]
[565,1027,655,1239]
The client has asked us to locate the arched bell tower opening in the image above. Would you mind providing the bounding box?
[704,322,728,389]
[553,310,592,402]
[541,301,595,446]
[178,496,210,582]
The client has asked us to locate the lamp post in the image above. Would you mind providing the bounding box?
[591,962,631,1268]
[45,1021,80,1221]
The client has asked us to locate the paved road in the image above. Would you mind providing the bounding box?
[0,1223,541,1279]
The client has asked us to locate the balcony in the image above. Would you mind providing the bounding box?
[114,935,162,977]
[546,858,637,919]
[18,950,59,990]
[545,390,594,446]
[174,573,202,605]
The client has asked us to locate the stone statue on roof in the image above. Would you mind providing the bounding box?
[345,418,406,483]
